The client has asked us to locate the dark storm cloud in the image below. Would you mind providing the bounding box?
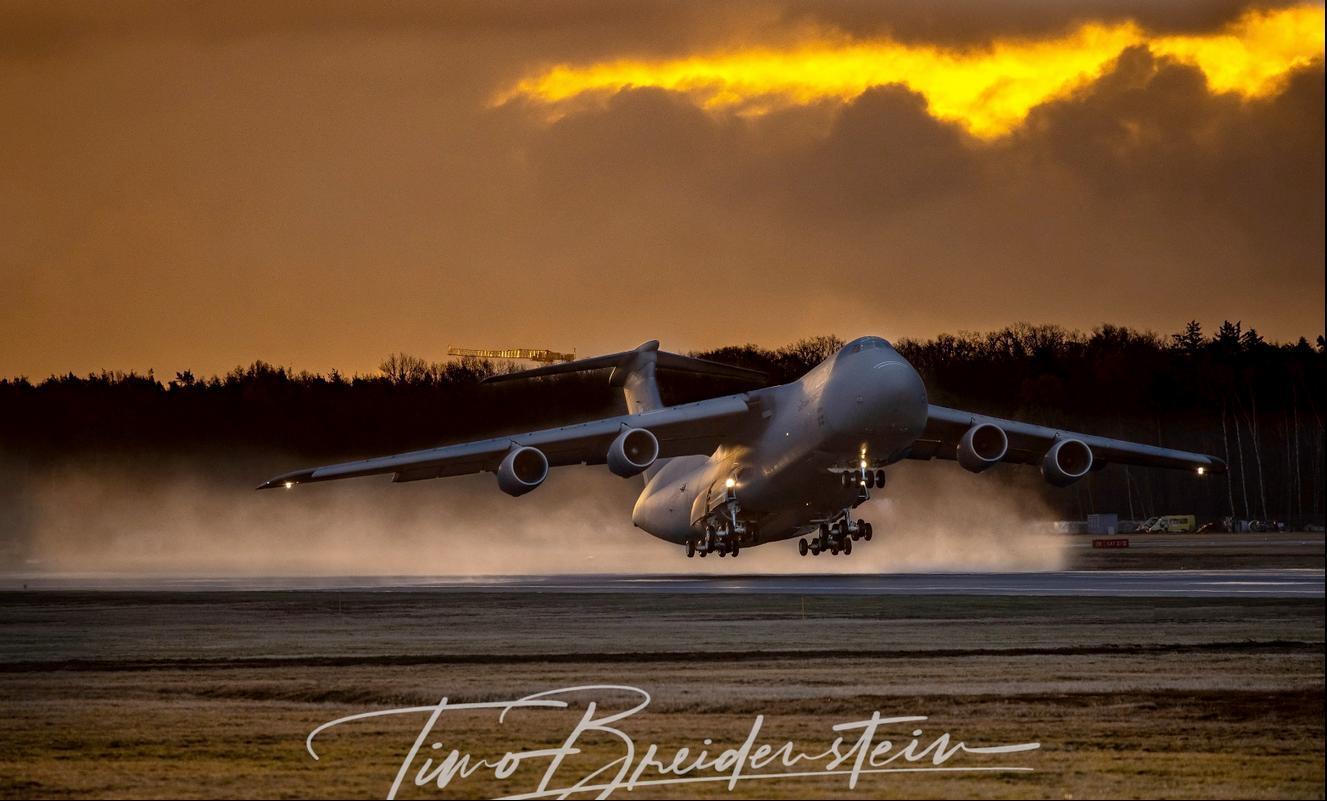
[529,89,734,204]
[0,1,1321,378]
[776,0,1304,43]
[1017,48,1325,285]
[763,86,978,216]
[502,44,1323,335]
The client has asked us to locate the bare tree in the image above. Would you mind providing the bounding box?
[1232,394,1250,519]
[1240,390,1269,520]
[1220,400,1236,518]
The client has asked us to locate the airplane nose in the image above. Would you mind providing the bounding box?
[866,355,929,438]
[826,349,929,447]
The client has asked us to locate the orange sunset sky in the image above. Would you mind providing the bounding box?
[2,0,1323,378]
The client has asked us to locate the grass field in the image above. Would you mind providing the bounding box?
[0,586,1322,799]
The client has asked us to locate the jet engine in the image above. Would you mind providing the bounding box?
[956,423,1008,473]
[496,445,549,496]
[1041,438,1093,487]
[607,427,659,478]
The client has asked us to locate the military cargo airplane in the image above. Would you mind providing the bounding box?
[260,337,1225,558]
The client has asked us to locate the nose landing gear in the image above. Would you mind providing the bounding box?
[839,467,886,489]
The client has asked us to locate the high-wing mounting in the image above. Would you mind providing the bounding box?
[260,337,1224,558]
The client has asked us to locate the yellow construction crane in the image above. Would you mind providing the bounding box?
[447,345,576,364]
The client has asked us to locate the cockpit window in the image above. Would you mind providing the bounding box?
[837,336,891,361]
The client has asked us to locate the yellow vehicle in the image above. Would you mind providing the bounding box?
[1147,514,1196,533]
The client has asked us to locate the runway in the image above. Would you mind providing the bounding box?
[3,568,1321,596]
[2,574,1322,800]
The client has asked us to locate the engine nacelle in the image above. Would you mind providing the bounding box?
[956,423,1008,473]
[1041,438,1093,487]
[607,427,659,478]
[496,446,549,497]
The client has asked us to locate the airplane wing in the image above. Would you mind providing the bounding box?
[909,404,1227,474]
[257,393,754,489]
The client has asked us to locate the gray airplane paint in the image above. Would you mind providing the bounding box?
[261,337,1225,558]
[630,337,926,545]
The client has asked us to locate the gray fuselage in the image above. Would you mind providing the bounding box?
[630,336,928,544]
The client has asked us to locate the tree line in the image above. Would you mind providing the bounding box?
[1,322,1322,524]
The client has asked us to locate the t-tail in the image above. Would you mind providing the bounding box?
[481,340,766,479]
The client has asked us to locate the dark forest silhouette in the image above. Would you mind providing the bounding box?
[2,322,1323,524]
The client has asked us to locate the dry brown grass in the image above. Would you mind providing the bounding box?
[0,593,1321,799]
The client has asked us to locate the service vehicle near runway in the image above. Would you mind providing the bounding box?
[1147,514,1197,533]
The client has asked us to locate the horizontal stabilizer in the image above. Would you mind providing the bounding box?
[654,350,768,383]
[481,340,766,385]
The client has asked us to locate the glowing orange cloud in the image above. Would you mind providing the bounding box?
[499,4,1325,139]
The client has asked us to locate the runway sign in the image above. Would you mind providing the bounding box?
[1092,538,1130,549]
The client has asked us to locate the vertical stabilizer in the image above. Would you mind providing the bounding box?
[610,340,664,414]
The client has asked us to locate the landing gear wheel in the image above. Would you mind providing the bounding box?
[798,539,809,556]
[732,545,740,557]
[686,540,696,558]
[810,542,821,556]
[830,545,840,555]
[875,470,886,488]
[843,538,853,555]
[863,523,873,541]
[864,471,875,488]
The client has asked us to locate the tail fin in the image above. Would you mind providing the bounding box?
[610,340,665,414]
[481,339,766,415]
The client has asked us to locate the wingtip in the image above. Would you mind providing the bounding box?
[256,468,316,491]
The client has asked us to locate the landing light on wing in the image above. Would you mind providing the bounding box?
[1196,467,1206,476]
[284,481,294,489]
[725,477,736,488]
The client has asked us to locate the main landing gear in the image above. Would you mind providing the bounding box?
[685,476,759,558]
[685,519,758,558]
[798,513,873,557]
